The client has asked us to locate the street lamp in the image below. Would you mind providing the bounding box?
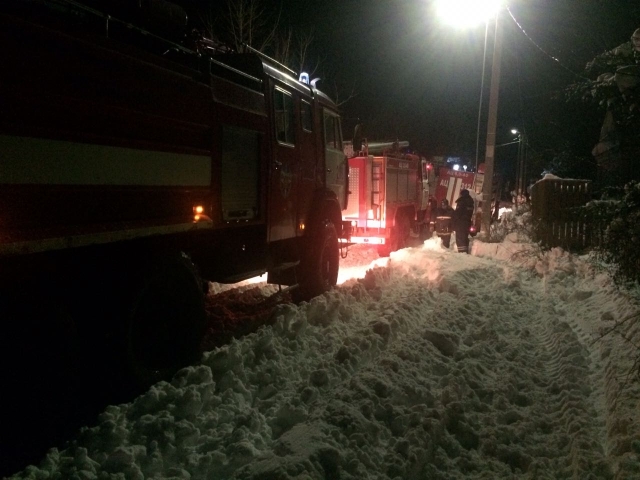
[435,0,502,28]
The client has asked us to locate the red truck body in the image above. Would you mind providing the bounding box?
[435,168,475,204]
[342,147,431,255]
[0,0,348,381]
[342,145,484,255]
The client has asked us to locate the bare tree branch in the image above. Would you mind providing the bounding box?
[222,0,281,53]
[331,79,358,107]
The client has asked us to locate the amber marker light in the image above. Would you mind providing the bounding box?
[193,205,206,222]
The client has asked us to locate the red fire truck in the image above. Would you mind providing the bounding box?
[342,143,482,255]
[0,0,348,382]
[342,142,433,256]
[434,167,483,208]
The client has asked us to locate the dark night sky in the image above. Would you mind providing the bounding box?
[306,1,637,150]
[193,0,639,176]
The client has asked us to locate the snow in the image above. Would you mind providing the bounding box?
[540,173,562,181]
[8,236,640,479]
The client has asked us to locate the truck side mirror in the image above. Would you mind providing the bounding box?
[353,124,363,153]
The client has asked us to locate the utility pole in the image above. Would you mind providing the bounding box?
[475,21,490,173]
[480,14,503,239]
[513,131,528,209]
[515,132,522,209]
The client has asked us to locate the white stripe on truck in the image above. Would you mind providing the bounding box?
[0,220,214,257]
[0,135,211,186]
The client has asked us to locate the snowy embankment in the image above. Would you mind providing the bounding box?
[10,238,640,479]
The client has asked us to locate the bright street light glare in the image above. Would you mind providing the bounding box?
[435,0,502,28]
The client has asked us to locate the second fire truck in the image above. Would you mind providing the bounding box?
[342,141,482,256]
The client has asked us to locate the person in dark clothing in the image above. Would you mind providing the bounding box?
[425,195,438,226]
[434,198,455,248]
[454,189,475,254]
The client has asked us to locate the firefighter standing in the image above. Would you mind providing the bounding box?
[434,198,455,248]
[454,189,474,254]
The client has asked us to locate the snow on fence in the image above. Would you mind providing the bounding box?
[531,178,592,251]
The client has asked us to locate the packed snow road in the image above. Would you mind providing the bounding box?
[8,239,640,479]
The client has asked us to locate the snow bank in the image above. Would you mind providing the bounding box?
[9,242,640,479]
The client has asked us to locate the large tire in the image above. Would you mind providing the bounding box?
[377,214,410,257]
[294,221,339,302]
[126,252,206,387]
[377,232,397,257]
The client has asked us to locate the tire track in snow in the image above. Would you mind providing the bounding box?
[298,252,615,478]
[541,270,640,477]
[232,250,615,478]
[471,257,612,478]
[414,251,613,478]
[532,304,611,478]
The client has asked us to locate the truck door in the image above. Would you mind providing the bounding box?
[298,98,316,218]
[269,86,298,242]
[323,109,347,210]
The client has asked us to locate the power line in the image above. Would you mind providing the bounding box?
[506,6,590,81]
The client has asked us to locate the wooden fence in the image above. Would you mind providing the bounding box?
[530,178,592,250]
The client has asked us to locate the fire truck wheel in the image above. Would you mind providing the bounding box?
[294,221,339,302]
[377,214,410,257]
[377,227,397,256]
[398,214,411,248]
[126,253,206,387]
